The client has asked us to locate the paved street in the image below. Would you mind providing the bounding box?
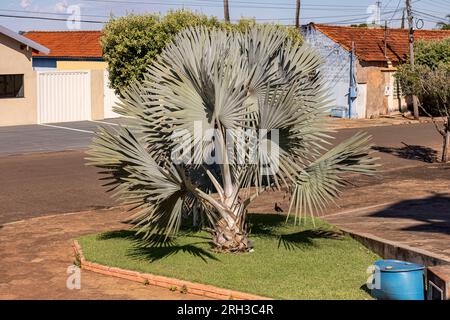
[0,119,449,300]
[0,118,126,156]
[0,120,445,224]
[0,208,206,300]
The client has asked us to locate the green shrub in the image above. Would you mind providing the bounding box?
[412,38,450,70]
[395,38,450,115]
[101,10,302,93]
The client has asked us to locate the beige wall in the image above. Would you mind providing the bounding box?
[356,60,408,118]
[357,61,387,118]
[57,61,107,70]
[0,33,37,126]
[57,62,106,120]
[90,69,104,120]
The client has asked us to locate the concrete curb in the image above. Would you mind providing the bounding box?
[338,227,450,267]
[331,117,437,130]
[72,240,271,300]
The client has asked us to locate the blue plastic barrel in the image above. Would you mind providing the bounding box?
[370,259,425,300]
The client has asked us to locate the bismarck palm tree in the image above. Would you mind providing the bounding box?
[87,26,377,253]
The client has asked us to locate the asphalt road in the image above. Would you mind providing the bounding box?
[0,120,445,224]
[0,118,126,156]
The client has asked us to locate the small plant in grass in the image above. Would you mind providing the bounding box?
[180,285,188,294]
[87,26,377,253]
[73,253,81,267]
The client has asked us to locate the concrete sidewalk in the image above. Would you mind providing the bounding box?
[330,115,440,129]
[0,208,207,300]
[1,164,449,299]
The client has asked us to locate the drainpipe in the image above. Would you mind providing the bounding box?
[348,41,357,118]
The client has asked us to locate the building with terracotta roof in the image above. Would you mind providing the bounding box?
[0,28,119,126]
[22,30,106,71]
[303,23,450,118]
[0,25,50,126]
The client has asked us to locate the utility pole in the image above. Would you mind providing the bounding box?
[401,9,405,29]
[406,0,419,119]
[224,0,230,23]
[295,0,301,28]
[384,20,388,59]
[376,1,382,25]
[348,41,356,119]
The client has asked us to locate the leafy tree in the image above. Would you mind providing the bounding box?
[395,38,449,115]
[88,26,377,252]
[436,14,450,30]
[396,38,450,162]
[101,10,303,93]
[397,63,450,162]
[350,23,369,28]
[412,38,450,70]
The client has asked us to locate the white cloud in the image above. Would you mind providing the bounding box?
[19,0,32,9]
[54,0,69,13]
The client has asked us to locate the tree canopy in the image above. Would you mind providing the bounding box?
[101,10,303,93]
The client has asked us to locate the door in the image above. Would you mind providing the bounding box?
[37,70,91,123]
[355,83,367,119]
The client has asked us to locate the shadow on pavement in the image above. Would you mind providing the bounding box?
[372,142,438,163]
[368,193,450,235]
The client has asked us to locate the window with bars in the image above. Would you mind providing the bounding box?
[393,78,403,99]
[0,74,24,98]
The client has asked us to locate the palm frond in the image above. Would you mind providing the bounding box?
[287,132,379,225]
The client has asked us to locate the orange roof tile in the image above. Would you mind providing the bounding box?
[22,30,103,58]
[312,24,450,62]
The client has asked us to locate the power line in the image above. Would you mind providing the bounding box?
[0,13,106,24]
[0,7,401,24]
[79,0,402,11]
[413,9,449,23]
[414,0,450,11]
[387,0,403,24]
[239,12,400,22]
[0,8,110,18]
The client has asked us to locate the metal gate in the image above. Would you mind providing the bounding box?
[37,70,91,124]
[103,70,121,119]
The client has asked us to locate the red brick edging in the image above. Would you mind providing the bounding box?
[72,240,271,300]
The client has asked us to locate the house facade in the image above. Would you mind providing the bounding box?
[0,29,119,126]
[0,25,49,126]
[303,24,450,118]
[22,30,106,71]
[23,30,119,121]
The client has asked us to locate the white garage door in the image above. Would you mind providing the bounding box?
[103,70,121,119]
[37,70,91,124]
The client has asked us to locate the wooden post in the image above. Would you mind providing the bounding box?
[442,119,450,163]
[295,0,301,28]
[224,0,230,23]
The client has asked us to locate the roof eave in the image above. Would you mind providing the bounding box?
[0,25,50,55]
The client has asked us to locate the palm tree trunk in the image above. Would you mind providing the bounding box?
[211,209,252,252]
[224,0,230,23]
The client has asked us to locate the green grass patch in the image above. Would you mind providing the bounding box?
[78,214,379,299]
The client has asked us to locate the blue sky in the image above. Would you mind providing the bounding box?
[0,0,448,32]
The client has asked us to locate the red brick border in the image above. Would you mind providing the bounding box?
[72,240,271,300]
